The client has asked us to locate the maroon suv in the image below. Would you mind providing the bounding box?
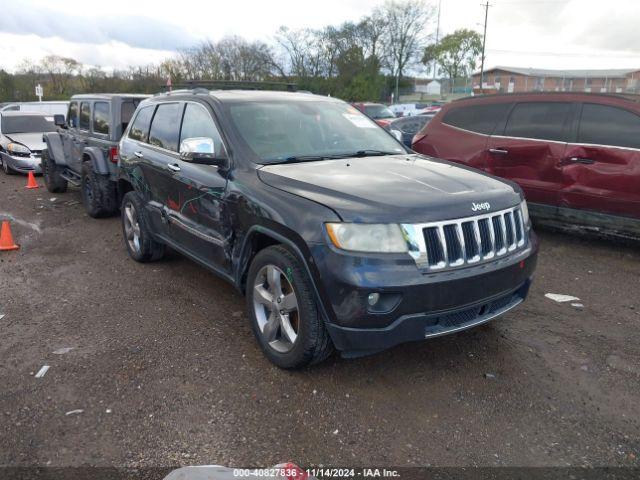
[412,92,640,240]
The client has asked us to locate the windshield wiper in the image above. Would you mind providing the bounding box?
[268,150,401,164]
[334,149,401,158]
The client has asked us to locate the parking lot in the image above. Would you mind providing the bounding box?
[1,172,639,468]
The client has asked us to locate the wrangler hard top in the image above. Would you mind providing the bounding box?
[42,93,149,217]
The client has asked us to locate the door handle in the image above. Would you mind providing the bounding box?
[167,163,181,173]
[568,157,595,165]
[133,151,143,158]
[489,148,509,155]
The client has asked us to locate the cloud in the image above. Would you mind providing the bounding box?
[0,0,201,51]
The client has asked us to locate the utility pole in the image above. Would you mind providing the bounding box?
[479,1,491,94]
[432,0,442,81]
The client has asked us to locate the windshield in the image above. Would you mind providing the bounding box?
[1,115,56,134]
[364,104,395,119]
[227,100,405,163]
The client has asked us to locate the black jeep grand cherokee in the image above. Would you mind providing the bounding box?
[118,89,538,368]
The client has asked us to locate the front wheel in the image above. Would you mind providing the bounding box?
[121,191,165,262]
[41,149,68,193]
[246,245,333,368]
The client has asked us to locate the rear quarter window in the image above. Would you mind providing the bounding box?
[127,105,154,143]
[578,103,640,149]
[442,103,509,135]
[92,102,110,135]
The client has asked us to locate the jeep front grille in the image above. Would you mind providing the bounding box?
[402,206,528,271]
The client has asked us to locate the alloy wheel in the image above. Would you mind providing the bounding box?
[123,202,141,253]
[253,264,299,353]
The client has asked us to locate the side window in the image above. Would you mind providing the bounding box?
[68,102,79,128]
[128,105,154,143]
[578,103,640,150]
[148,103,183,151]
[93,102,110,135]
[79,102,91,130]
[504,102,571,142]
[180,103,224,153]
[442,103,510,135]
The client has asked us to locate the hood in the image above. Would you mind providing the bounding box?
[258,154,521,223]
[6,133,46,151]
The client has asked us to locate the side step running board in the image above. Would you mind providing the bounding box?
[61,169,81,186]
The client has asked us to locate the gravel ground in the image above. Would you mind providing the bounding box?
[0,173,639,469]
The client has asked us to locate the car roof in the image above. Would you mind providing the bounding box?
[0,111,53,117]
[149,89,342,105]
[70,93,151,100]
[454,91,640,105]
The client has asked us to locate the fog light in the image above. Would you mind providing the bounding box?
[367,292,380,306]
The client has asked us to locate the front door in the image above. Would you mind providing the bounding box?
[561,102,640,220]
[61,101,79,166]
[164,102,229,273]
[70,101,92,172]
[487,101,573,207]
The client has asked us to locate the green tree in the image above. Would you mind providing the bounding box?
[422,29,482,92]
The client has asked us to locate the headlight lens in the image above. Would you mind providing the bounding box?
[520,200,530,227]
[326,223,408,253]
[7,143,30,155]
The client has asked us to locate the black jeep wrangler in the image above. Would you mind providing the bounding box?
[118,89,538,368]
[42,94,148,217]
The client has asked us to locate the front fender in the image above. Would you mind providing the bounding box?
[43,132,66,166]
[235,225,336,325]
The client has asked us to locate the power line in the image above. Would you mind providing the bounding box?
[488,48,640,58]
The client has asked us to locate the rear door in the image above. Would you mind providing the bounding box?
[487,101,573,206]
[419,102,510,170]
[164,101,230,272]
[561,102,640,219]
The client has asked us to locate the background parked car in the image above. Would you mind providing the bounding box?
[352,102,396,127]
[0,101,69,118]
[42,93,148,217]
[388,103,429,117]
[412,92,640,240]
[387,114,435,148]
[0,111,56,175]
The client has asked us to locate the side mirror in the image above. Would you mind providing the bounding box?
[53,114,66,127]
[179,137,226,166]
[390,129,403,142]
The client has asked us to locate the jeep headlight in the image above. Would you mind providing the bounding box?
[7,143,30,156]
[326,223,408,253]
[520,200,530,227]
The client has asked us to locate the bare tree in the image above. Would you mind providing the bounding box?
[377,0,435,99]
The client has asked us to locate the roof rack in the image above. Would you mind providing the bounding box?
[159,80,298,93]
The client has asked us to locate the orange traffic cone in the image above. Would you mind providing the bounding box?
[25,171,39,189]
[0,221,19,251]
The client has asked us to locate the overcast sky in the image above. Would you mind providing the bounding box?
[0,0,638,73]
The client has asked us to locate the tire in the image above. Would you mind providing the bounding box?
[246,245,333,369]
[81,161,117,218]
[41,149,68,193]
[1,156,15,175]
[120,191,165,262]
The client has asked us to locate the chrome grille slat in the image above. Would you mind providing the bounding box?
[404,206,529,271]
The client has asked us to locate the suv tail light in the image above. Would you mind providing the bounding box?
[109,146,119,163]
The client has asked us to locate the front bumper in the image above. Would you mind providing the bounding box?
[310,231,538,355]
[3,153,42,174]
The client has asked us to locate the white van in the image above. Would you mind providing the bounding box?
[0,101,69,118]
